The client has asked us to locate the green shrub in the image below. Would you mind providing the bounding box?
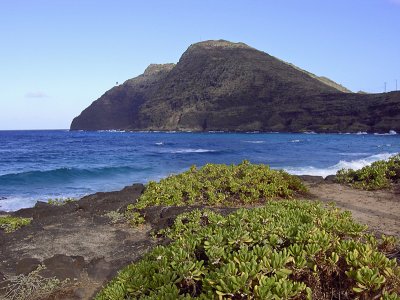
[134,161,307,209]
[104,211,126,224]
[336,154,400,190]
[125,208,146,227]
[104,209,145,227]
[47,197,77,206]
[96,200,400,299]
[0,215,32,233]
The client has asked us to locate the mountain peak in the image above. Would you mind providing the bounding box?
[188,39,253,50]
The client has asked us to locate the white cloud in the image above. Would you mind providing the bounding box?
[25,91,49,98]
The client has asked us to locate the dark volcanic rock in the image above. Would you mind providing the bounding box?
[41,254,85,280]
[1,183,149,299]
[297,175,324,184]
[77,183,144,214]
[324,175,337,183]
[70,40,400,133]
[87,258,114,282]
[14,201,79,219]
[16,258,41,275]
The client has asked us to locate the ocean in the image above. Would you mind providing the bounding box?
[0,130,398,211]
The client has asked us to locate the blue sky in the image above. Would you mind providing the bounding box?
[0,0,399,129]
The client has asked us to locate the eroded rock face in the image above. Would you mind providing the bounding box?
[70,40,400,133]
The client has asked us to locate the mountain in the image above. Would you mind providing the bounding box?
[70,40,400,133]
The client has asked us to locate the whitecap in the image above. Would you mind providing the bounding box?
[339,152,371,156]
[0,197,39,212]
[374,130,397,136]
[290,140,301,143]
[284,152,398,177]
[356,131,368,135]
[155,142,164,146]
[97,129,126,133]
[165,149,217,154]
[242,141,266,144]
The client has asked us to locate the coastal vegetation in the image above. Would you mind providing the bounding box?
[96,200,400,299]
[0,215,32,233]
[104,209,145,227]
[336,154,400,190]
[133,160,307,209]
[47,197,77,206]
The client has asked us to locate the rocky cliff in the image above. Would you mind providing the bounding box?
[70,40,400,133]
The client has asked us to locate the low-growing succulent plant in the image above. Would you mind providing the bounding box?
[0,215,32,233]
[134,160,307,209]
[336,154,400,190]
[96,200,400,299]
[104,208,145,227]
[47,197,77,206]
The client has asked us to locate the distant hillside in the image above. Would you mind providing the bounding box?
[71,40,400,133]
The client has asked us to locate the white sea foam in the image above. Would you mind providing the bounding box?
[284,152,398,178]
[155,142,164,145]
[166,148,217,154]
[339,152,371,156]
[356,131,368,135]
[0,197,41,212]
[97,129,126,133]
[374,130,397,136]
[290,139,301,143]
[304,131,317,134]
[242,141,266,144]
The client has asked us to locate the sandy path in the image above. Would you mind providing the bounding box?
[306,183,400,238]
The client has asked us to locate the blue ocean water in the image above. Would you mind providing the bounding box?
[0,130,399,211]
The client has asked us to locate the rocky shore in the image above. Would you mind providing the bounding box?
[1,177,399,299]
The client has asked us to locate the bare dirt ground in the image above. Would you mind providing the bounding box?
[305,182,400,238]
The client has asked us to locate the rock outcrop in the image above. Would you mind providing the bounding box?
[71,40,400,133]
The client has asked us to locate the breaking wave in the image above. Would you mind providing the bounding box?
[284,152,397,178]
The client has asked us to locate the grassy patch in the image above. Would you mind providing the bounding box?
[336,154,400,190]
[134,160,307,209]
[0,215,32,233]
[104,209,145,227]
[47,197,77,206]
[96,200,400,299]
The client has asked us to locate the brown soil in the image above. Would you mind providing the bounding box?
[305,182,400,238]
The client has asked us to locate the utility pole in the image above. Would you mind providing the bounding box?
[396,79,398,91]
[384,82,387,93]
